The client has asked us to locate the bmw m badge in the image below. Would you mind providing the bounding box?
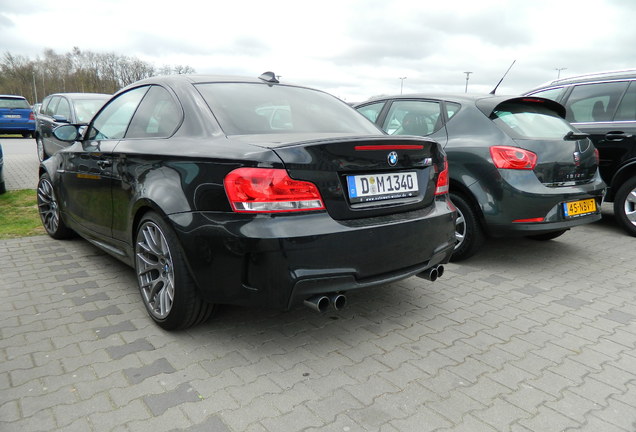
[387,151,398,166]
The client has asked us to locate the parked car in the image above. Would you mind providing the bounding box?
[35,92,110,161]
[38,73,456,330]
[0,95,35,138]
[0,142,5,194]
[524,70,636,236]
[355,94,606,261]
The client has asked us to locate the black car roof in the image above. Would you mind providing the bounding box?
[359,93,567,119]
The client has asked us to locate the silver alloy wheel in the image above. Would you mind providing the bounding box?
[623,186,636,228]
[135,221,175,319]
[36,136,45,161]
[454,207,466,251]
[37,178,60,234]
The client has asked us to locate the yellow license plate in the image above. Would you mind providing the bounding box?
[563,198,597,218]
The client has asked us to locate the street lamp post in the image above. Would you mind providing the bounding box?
[463,71,472,93]
[555,67,567,79]
[399,77,407,94]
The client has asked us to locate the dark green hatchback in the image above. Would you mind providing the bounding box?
[355,94,607,261]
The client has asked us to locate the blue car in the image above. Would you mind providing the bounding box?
[0,95,36,138]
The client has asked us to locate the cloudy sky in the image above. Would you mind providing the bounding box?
[1,0,634,102]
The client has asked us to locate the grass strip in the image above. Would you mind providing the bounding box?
[0,189,45,239]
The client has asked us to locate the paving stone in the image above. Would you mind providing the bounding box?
[124,357,176,385]
[106,338,155,360]
[2,199,636,431]
[143,382,201,416]
[95,320,138,339]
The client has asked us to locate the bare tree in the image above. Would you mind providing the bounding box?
[0,48,195,103]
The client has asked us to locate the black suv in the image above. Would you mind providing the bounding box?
[524,70,636,236]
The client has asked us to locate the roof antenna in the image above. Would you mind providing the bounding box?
[489,60,516,95]
[259,71,279,84]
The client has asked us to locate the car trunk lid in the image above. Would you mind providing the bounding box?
[481,96,599,186]
[245,134,446,220]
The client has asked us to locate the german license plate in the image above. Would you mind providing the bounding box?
[347,172,418,204]
[563,198,597,218]
[3,114,21,118]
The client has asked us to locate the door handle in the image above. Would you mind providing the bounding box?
[97,159,112,169]
[605,132,629,141]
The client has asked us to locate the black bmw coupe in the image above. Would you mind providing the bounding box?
[38,73,456,329]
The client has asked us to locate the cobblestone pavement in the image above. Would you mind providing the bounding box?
[2,137,636,431]
[3,212,636,432]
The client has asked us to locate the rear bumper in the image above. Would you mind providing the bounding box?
[473,170,606,237]
[169,199,456,309]
[0,122,35,133]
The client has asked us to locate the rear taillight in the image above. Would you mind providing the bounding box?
[490,146,537,170]
[29,112,35,120]
[435,159,449,195]
[224,168,325,213]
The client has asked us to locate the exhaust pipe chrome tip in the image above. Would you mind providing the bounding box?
[436,265,445,278]
[304,295,330,313]
[329,293,347,311]
[417,266,439,282]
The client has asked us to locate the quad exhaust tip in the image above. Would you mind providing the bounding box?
[304,292,347,313]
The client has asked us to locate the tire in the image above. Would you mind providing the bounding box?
[36,135,48,161]
[450,192,485,262]
[37,173,74,239]
[526,230,567,241]
[135,212,216,330]
[613,176,636,237]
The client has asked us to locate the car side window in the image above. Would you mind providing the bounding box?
[614,81,636,121]
[528,87,565,102]
[56,98,71,119]
[382,100,442,136]
[446,102,461,120]
[89,86,149,140]
[565,81,628,123]
[44,96,60,117]
[357,102,386,123]
[126,86,182,138]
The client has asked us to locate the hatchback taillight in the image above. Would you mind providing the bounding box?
[435,160,449,195]
[224,168,325,213]
[29,112,35,120]
[490,146,537,170]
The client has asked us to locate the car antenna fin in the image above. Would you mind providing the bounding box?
[489,60,516,95]
[259,71,279,84]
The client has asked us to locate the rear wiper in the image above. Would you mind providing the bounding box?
[564,131,590,140]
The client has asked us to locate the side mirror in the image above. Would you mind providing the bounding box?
[53,124,80,142]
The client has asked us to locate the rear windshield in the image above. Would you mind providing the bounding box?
[195,83,380,135]
[0,97,30,109]
[491,102,576,140]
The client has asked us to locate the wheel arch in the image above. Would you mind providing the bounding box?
[449,178,487,229]
[609,161,636,202]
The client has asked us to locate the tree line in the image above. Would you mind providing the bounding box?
[0,47,195,104]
